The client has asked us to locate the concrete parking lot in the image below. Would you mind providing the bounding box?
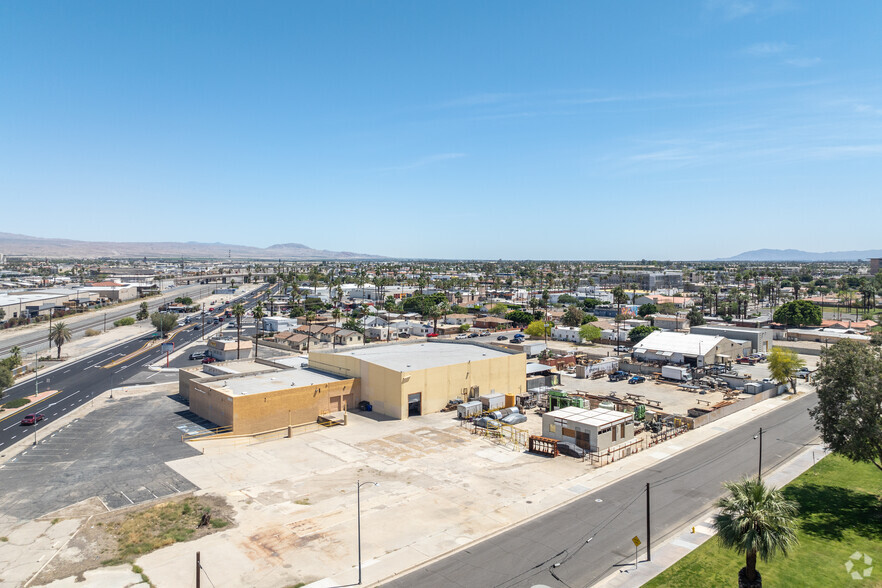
[0,389,204,522]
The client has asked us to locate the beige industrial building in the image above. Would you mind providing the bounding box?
[309,341,527,419]
[180,358,358,435]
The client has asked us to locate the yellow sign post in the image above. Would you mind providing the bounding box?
[632,536,641,569]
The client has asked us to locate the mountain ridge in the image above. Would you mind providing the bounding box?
[717,248,882,262]
[0,232,385,260]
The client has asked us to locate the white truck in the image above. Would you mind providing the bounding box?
[662,365,692,382]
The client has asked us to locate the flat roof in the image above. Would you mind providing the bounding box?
[209,367,348,397]
[633,331,726,356]
[547,406,633,427]
[325,342,513,372]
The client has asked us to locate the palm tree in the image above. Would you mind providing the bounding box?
[231,303,246,359]
[252,302,265,360]
[713,477,799,588]
[48,321,72,359]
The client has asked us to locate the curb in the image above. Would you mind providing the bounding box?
[370,392,813,588]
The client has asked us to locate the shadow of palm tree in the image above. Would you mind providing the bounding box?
[785,483,882,541]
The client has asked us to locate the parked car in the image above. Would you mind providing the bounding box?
[193,325,200,331]
[426,332,439,338]
[201,357,217,364]
[736,357,756,365]
[468,332,480,338]
[497,335,508,341]
[795,367,811,379]
[557,441,585,458]
[208,307,215,311]
[629,375,646,384]
[398,332,411,338]
[189,352,205,360]
[20,414,45,426]
[455,334,468,340]
[614,345,629,352]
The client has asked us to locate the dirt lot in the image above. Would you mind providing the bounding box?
[33,494,234,586]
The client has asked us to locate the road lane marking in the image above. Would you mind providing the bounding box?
[120,491,134,504]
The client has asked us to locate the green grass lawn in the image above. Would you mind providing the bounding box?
[644,454,882,587]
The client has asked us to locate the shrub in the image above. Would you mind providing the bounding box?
[3,398,30,409]
[85,328,101,337]
[114,317,136,327]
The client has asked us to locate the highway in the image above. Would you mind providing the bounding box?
[0,284,271,454]
[0,282,217,357]
[382,393,820,588]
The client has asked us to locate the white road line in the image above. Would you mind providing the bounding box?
[3,422,21,431]
[119,491,134,504]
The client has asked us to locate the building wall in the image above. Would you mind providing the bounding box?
[188,378,359,434]
[690,326,773,354]
[400,353,526,417]
[310,346,526,420]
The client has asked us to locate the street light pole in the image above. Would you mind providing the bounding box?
[755,427,763,482]
[357,480,379,585]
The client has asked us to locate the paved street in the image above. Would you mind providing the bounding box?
[382,393,819,588]
[0,391,203,520]
[0,285,270,455]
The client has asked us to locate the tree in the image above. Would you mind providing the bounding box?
[490,303,509,317]
[524,320,552,338]
[578,324,602,343]
[581,297,602,310]
[612,286,628,317]
[48,321,72,359]
[1,345,22,371]
[809,340,882,471]
[150,312,178,337]
[174,296,193,305]
[767,347,805,394]
[136,302,149,321]
[637,303,657,317]
[581,313,598,324]
[0,366,13,399]
[561,305,585,327]
[505,310,535,326]
[305,311,316,352]
[713,477,799,588]
[231,303,246,359]
[657,302,677,315]
[459,323,471,333]
[686,307,706,326]
[628,325,659,343]
[252,302,265,359]
[773,300,822,327]
[557,293,579,305]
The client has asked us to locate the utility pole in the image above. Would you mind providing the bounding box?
[646,482,651,561]
[196,551,201,588]
[756,427,763,482]
[202,303,205,341]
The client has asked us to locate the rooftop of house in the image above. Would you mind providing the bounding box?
[632,331,727,356]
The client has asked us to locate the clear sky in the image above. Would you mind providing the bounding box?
[2,1,881,260]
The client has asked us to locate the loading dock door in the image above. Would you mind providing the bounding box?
[408,393,422,417]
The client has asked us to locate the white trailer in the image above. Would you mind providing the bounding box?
[662,365,691,382]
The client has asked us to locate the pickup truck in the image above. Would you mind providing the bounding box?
[736,357,756,365]
[795,367,812,379]
[608,371,628,382]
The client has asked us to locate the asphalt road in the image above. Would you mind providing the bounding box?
[381,393,820,588]
[0,282,214,357]
[0,284,270,454]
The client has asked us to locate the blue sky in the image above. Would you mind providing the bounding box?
[2,1,881,260]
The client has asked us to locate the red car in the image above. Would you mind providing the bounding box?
[426,332,439,338]
[208,307,215,312]
[736,357,756,365]
[201,357,217,364]
[20,414,45,426]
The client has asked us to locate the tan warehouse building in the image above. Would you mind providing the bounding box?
[309,341,526,419]
[185,361,358,435]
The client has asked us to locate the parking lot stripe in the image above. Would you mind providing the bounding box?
[119,491,134,504]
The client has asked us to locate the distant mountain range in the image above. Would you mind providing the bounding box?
[717,249,882,262]
[0,232,385,260]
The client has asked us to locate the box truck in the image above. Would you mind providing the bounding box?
[662,365,692,382]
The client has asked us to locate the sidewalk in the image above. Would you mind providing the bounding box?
[293,392,814,588]
[594,444,829,588]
